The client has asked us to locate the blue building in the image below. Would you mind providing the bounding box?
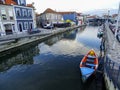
[59,12,78,25]
[13,0,26,6]
[14,5,34,33]
[0,0,35,36]
[13,0,34,33]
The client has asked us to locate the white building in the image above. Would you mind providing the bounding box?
[0,4,15,36]
[0,0,36,36]
[37,8,63,27]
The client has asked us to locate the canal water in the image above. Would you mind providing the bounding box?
[0,26,102,90]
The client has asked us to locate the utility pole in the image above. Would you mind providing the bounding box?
[108,10,110,22]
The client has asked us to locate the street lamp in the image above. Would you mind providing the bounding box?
[108,10,110,22]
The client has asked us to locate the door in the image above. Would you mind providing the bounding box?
[4,24,13,35]
[19,24,22,32]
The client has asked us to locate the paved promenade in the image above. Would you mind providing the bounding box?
[0,27,72,44]
[105,23,120,64]
[0,28,56,42]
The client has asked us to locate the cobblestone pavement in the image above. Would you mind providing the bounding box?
[105,23,120,64]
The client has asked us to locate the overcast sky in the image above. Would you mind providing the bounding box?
[26,0,119,13]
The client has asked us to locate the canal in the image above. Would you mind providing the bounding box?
[0,26,102,90]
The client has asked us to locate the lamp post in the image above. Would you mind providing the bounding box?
[108,10,110,23]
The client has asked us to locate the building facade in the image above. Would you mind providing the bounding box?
[37,8,63,27]
[4,0,26,5]
[0,0,26,5]
[27,3,36,28]
[0,4,15,36]
[14,5,34,33]
[58,12,78,25]
[0,0,35,36]
[76,13,84,25]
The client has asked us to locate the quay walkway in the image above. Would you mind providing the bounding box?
[0,28,62,42]
[104,23,120,90]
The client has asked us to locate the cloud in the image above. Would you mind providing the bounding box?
[26,0,119,13]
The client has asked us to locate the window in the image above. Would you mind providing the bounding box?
[24,22,28,30]
[22,9,27,17]
[8,9,14,20]
[29,22,33,29]
[18,22,23,32]
[28,10,32,17]
[16,8,21,17]
[1,9,7,20]
[4,24,12,30]
[24,10,27,17]
[20,0,25,6]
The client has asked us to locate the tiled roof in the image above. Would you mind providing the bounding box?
[27,4,32,7]
[43,8,77,15]
[43,8,57,13]
[27,4,35,9]
[57,11,76,14]
[0,0,17,5]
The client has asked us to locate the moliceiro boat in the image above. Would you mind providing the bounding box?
[79,49,98,82]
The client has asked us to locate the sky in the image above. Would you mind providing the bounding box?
[26,0,119,13]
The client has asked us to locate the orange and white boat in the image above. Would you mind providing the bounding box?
[80,49,98,82]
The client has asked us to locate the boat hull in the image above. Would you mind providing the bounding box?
[79,49,98,82]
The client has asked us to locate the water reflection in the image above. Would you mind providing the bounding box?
[44,34,64,46]
[38,32,89,58]
[45,29,78,46]
[0,26,101,72]
[76,26,101,49]
[0,26,101,90]
[0,46,39,72]
[63,29,77,40]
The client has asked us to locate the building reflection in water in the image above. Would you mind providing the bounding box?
[0,27,86,72]
[0,45,39,72]
[44,29,80,46]
[44,34,64,46]
[63,29,77,40]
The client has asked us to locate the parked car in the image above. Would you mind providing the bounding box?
[28,28,41,34]
[43,23,54,29]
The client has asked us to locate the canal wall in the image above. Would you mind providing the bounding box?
[103,23,120,90]
[0,25,85,57]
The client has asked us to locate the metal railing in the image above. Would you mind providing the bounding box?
[104,55,120,89]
